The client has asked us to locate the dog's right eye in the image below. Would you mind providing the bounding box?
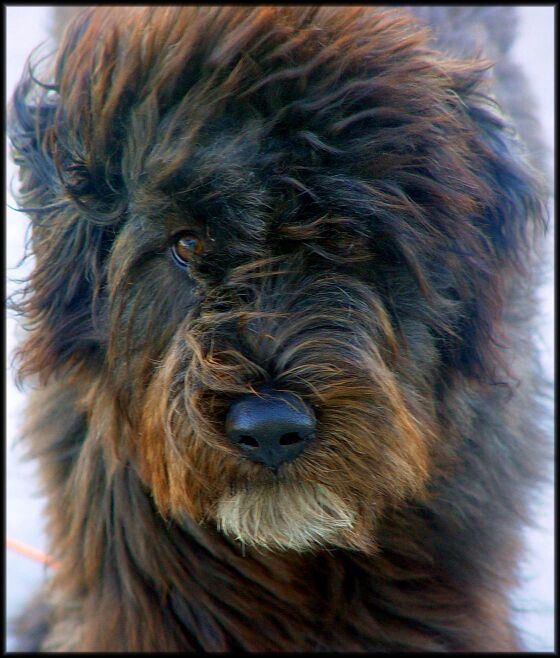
[171,233,205,267]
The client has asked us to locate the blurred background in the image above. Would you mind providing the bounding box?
[5,6,554,651]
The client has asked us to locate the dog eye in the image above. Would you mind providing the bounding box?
[171,233,205,267]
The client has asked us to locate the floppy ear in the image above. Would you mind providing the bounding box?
[470,101,547,264]
[445,84,548,383]
[8,50,109,384]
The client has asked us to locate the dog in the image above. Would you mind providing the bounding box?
[8,6,548,651]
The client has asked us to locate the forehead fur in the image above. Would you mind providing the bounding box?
[51,6,491,225]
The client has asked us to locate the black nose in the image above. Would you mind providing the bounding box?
[225,389,316,469]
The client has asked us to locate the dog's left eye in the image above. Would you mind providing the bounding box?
[171,233,205,267]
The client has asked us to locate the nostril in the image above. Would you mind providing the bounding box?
[238,435,259,448]
[278,432,305,446]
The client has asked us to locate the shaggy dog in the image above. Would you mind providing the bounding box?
[9,6,548,651]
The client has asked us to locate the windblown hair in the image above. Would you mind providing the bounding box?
[9,6,548,651]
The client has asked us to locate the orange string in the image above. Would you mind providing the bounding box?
[6,537,60,569]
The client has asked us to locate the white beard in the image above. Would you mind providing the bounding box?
[216,480,356,552]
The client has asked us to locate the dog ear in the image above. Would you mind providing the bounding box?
[469,100,547,266]
[444,83,548,383]
[8,46,110,384]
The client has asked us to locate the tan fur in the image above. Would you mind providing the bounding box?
[217,480,358,552]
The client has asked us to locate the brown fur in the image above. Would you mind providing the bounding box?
[8,6,548,651]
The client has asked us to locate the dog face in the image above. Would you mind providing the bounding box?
[10,7,544,553]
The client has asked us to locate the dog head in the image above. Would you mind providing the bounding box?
[10,7,545,552]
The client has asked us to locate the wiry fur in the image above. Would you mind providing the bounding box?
[217,480,357,553]
[8,6,548,651]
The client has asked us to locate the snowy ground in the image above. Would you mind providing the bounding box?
[5,6,554,651]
